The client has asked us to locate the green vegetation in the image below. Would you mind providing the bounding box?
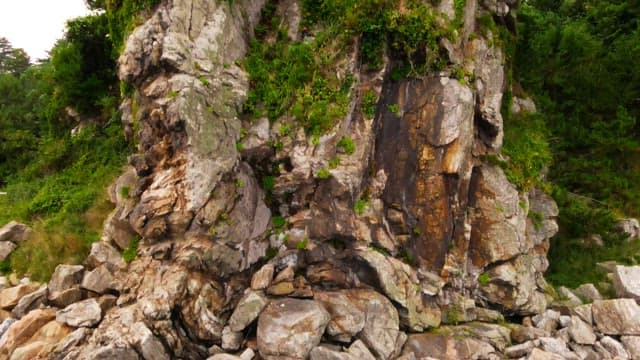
[478,272,491,286]
[337,136,356,155]
[354,198,368,215]
[245,0,452,137]
[316,168,331,179]
[502,113,552,191]
[296,238,309,250]
[387,103,402,117]
[361,90,378,119]
[122,235,141,263]
[262,176,275,191]
[514,0,640,287]
[0,1,156,280]
[272,215,287,230]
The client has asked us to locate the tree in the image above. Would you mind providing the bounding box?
[0,37,30,75]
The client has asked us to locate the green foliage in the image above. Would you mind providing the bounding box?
[272,215,287,229]
[122,235,141,263]
[501,112,552,191]
[0,37,30,75]
[369,244,391,256]
[100,0,161,56]
[354,198,368,215]
[478,272,491,285]
[362,90,378,119]
[243,31,351,135]
[515,0,640,286]
[387,103,402,117]
[328,157,341,169]
[337,136,356,155]
[119,185,131,198]
[316,168,331,179]
[1,121,131,280]
[296,238,309,250]
[198,76,210,86]
[262,176,275,191]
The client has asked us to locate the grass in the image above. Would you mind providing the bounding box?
[0,121,130,281]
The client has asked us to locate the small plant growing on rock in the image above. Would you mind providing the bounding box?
[338,136,356,155]
[354,198,368,215]
[316,168,331,179]
[388,103,403,117]
[362,90,377,119]
[478,272,491,285]
[296,238,309,250]
[272,216,287,230]
[262,176,275,191]
[198,76,210,86]
[123,235,141,263]
[119,185,130,198]
[328,157,341,169]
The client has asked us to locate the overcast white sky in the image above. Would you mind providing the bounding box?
[0,0,91,61]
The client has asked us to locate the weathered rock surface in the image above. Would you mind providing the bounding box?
[0,241,17,262]
[228,290,268,332]
[0,221,31,243]
[402,333,497,359]
[613,265,640,300]
[56,298,103,328]
[48,264,84,307]
[0,308,56,359]
[592,299,640,335]
[257,298,330,359]
[11,285,47,319]
[81,265,115,294]
[0,283,40,310]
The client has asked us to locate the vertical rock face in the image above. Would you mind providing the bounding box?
[0,0,561,358]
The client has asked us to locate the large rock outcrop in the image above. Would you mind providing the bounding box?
[0,0,564,358]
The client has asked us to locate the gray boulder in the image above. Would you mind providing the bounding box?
[257,298,330,359]
[613,265,640,300]
[592,299,640,335]
[57,298,103,328]
[0,221,31,243]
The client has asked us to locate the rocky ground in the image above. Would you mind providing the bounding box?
[1,0,640,359]
[3,224,640,360]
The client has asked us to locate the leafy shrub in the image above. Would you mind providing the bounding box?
[501,112,552,191]
[337,136,356,155]
[362,90,377,118]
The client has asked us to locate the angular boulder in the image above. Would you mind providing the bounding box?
[592,299,640,335]
[315,289,404,359]
[257,298,330,359]
[56,298,103,328]
[0,221,31,243]
[0,241,17,262]
[0,283,40,310]
[48,264,84,306]
[613,265,640,300]
[228,290,268,332]
[81,265,115,294]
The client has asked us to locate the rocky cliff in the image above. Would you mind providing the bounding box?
[0,0,589,358]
